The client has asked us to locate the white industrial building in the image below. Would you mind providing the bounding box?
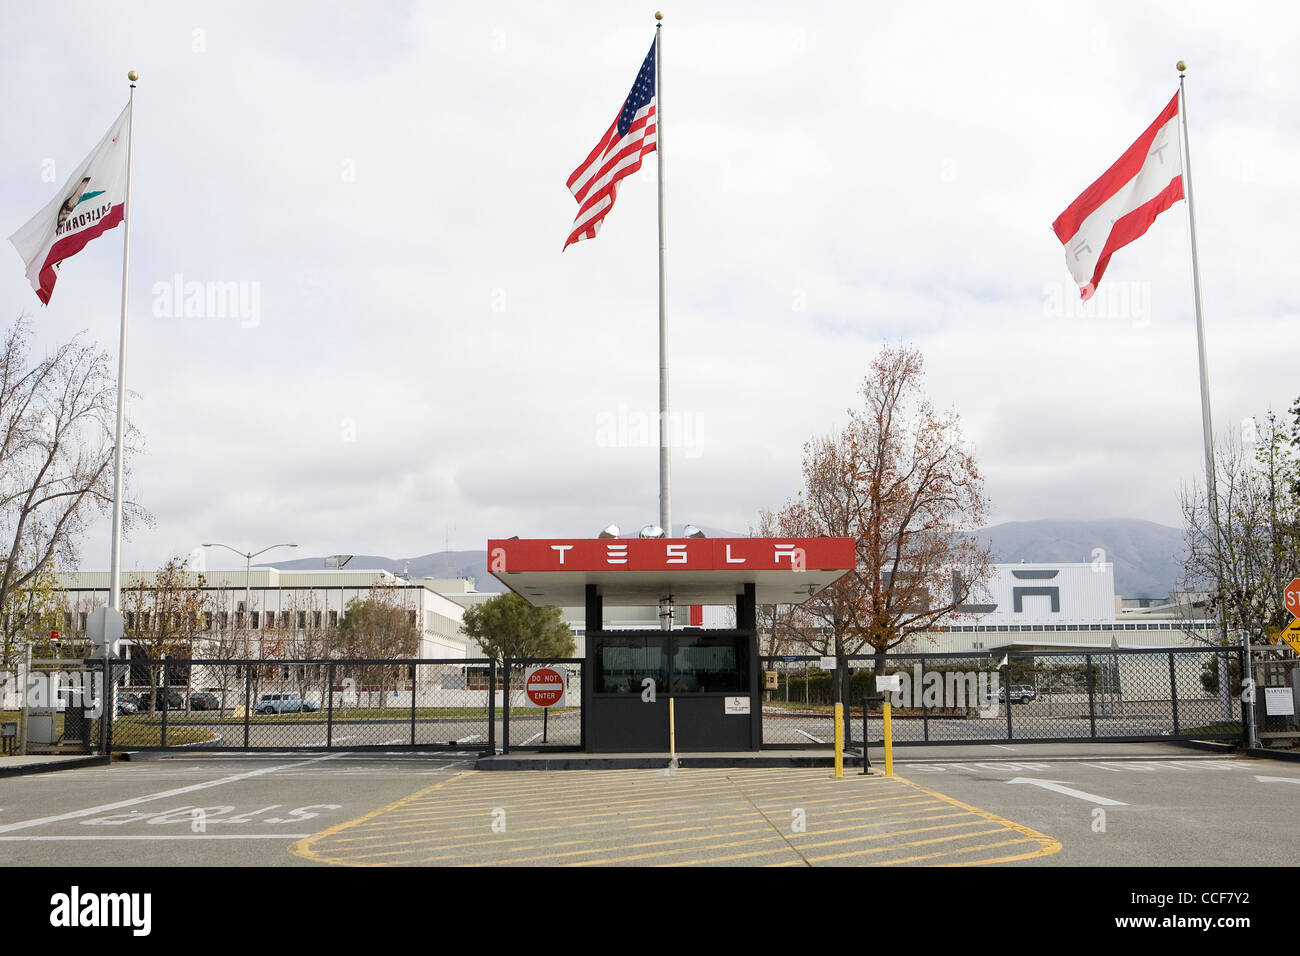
[452,561,1216,657]
[51,568,473,659]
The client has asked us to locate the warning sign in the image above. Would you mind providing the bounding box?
[524,666,566,708]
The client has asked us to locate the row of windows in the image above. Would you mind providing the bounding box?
[61,608,421,632]
[933,622,1214,633]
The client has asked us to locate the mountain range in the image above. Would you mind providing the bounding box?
[263,518,1188,600]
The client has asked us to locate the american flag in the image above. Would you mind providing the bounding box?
[564,40,657,250]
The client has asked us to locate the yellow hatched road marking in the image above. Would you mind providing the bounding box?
[293,766,1059,867]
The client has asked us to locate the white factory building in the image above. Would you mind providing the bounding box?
[452,562,1215,657]
[52,568,473,659]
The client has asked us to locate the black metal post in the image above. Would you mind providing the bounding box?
[860,696,877,775]
[1086,654,1097,739]
[543,704,548,744]
[502,660,511,754]
[409,663,417,747]
[160,657,169,749]
[326,662,334,748]
[1167,652,1180,736]
[243,666,251,749]
[1237,647,1249,746]
[920,658,930,743]
[486,659,497,755]
[1003,659,1013,742]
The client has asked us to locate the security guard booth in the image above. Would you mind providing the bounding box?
[487,536,856,753]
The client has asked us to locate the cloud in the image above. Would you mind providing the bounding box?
[1,1,1296,573]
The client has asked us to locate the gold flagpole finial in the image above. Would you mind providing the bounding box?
[127,70,139,82]
[1176,60,1187,74]
[655,11,663,20]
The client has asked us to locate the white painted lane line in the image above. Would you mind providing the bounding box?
[0,753,340,835]
[990,745,1018,752]
[795,730,825,743]
[1007,777,1127,806]
[0,834,312,841]
[520,733,542,745]
[1255,775,1300,785]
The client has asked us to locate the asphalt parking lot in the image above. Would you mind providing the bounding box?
[0,743,1295,866]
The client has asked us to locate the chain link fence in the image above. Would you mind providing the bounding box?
[761,647,1247,748]
[1251,646,1300,751]
[105,658,501,753]
[5,658,109,756]
[501,658,584,752]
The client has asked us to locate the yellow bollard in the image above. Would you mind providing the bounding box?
[833,702,843,778]
[882,701,894,776]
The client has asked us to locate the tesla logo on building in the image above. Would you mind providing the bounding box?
[1012,569,1060,613]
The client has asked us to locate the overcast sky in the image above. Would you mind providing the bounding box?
[2,1,1297,573]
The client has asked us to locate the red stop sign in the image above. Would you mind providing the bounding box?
[1286,578,1300,619]
[525,667,565,708]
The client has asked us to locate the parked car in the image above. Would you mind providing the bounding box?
[136,688,185,711]
[997,685,1035,704]
[189,692,221,711]
[116,693,138,716]
[255,692,318,715]
[1014,684,1037,702]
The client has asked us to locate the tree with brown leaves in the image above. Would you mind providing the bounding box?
[761,345,993,677]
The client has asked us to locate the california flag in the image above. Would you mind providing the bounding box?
[9,102,131,305]
[1052,94,1183,300]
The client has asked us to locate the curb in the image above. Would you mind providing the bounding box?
[476,753,865,771]
[0,754,110,778]
[1246,746,1300,763]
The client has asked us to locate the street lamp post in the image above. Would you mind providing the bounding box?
[201,543,298,661]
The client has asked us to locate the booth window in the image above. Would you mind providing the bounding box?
[671,633,749,693]
[594,635,668,694]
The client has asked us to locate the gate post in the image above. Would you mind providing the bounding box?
[409,663,417,747]
[243,666,252,749]
[1237,647,1250,746]
[920,658,929,743]
[326,662,335,749]
[486,660,496,755]
[1086,654,1097,739]
[160,657,169,750]
[1003,657,1013,742]
[1168,652,1180,736]
[502,660,511,754]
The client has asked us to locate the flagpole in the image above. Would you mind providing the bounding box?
[1176,61,1253,744]
[109,71,137,614]
[655,13,673,632]
[655,11,670,540]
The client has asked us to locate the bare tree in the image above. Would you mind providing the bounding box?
[123,557,207,708]
[195,584,257,710]
[1179,414,1300,647]
[337,581,420,709]
[0,315,149,670]
[761,345,993,671]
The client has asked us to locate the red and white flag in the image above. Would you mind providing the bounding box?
[564,40,657,250]
[9,102,131,305]
[1053,93,1183,300]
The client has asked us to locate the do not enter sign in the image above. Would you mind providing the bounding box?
[524,666,566,708]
